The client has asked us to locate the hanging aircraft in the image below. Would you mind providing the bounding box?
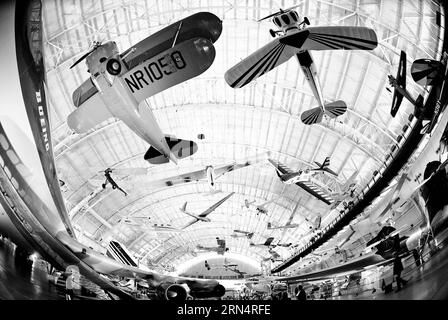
[101,168,128,196]
[250,237,292,248]
[311,157,338,177]
[387,50,424,118]
[158,156,264,189]
[67,12,223,165]
[197,238,228,255]
[231,229,255,239]
[268,159,334,205]
[277,157,448,285]
[224,6,378,125]
[204,258,238,270]
[0,4,226,301]
[180,192,235,229]
[242,197,278,215]
[267,221,299,230]
[122,218,181,233]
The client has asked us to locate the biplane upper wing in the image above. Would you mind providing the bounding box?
[224,39,298,88]
[279,26,378,51]
[121,12,222,70]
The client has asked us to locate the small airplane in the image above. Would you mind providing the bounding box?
[231,229,254,239]
[250,237,291,248]
[102,168,128,196]
[387,50,424,118]
[267,221,299,230]
[180,192,235,229]
[262,248,283,262]
[197,238,228,255]
[311,157,338,177]
[158,157,264,189]
[67,12,222,165]
[242,197,278,215]
[268,159,333,205]
[225,6,378,125]
[204,258,238,270]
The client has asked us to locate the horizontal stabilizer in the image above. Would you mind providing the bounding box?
[144,137,198,164]
[301,106,324,125]
[324,100,347,118]
[411,58,444,87]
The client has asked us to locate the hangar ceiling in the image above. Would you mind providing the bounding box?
[42,0,444,274]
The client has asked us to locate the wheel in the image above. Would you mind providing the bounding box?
[269,29,277,38]
[106,58,121,75]
[102,184,106,189]
[303,17,310,25]
[112,185,116,189]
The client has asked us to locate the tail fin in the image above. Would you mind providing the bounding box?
[144,136,198,165]
[324,100,347,118]
[180,202,187,212]
[301,106,324,125]
[411,58,444,87]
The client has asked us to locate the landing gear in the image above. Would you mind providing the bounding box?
[102,183,106,189]
[303,17,310,25]
[269,29,277,38]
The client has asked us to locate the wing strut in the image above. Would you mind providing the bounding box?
[172,21,183,48]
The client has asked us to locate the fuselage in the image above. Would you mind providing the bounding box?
[86,42,176,163]
[271,11,326,111]
[183,211,211,222]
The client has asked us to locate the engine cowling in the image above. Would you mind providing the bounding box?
[157,283,189,301]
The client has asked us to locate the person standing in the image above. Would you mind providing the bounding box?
[65,271,76,300]
[296,285,307,300]
[393,253,407,292]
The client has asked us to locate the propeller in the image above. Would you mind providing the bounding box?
[258,4,302,22]
[70,41,102,69]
